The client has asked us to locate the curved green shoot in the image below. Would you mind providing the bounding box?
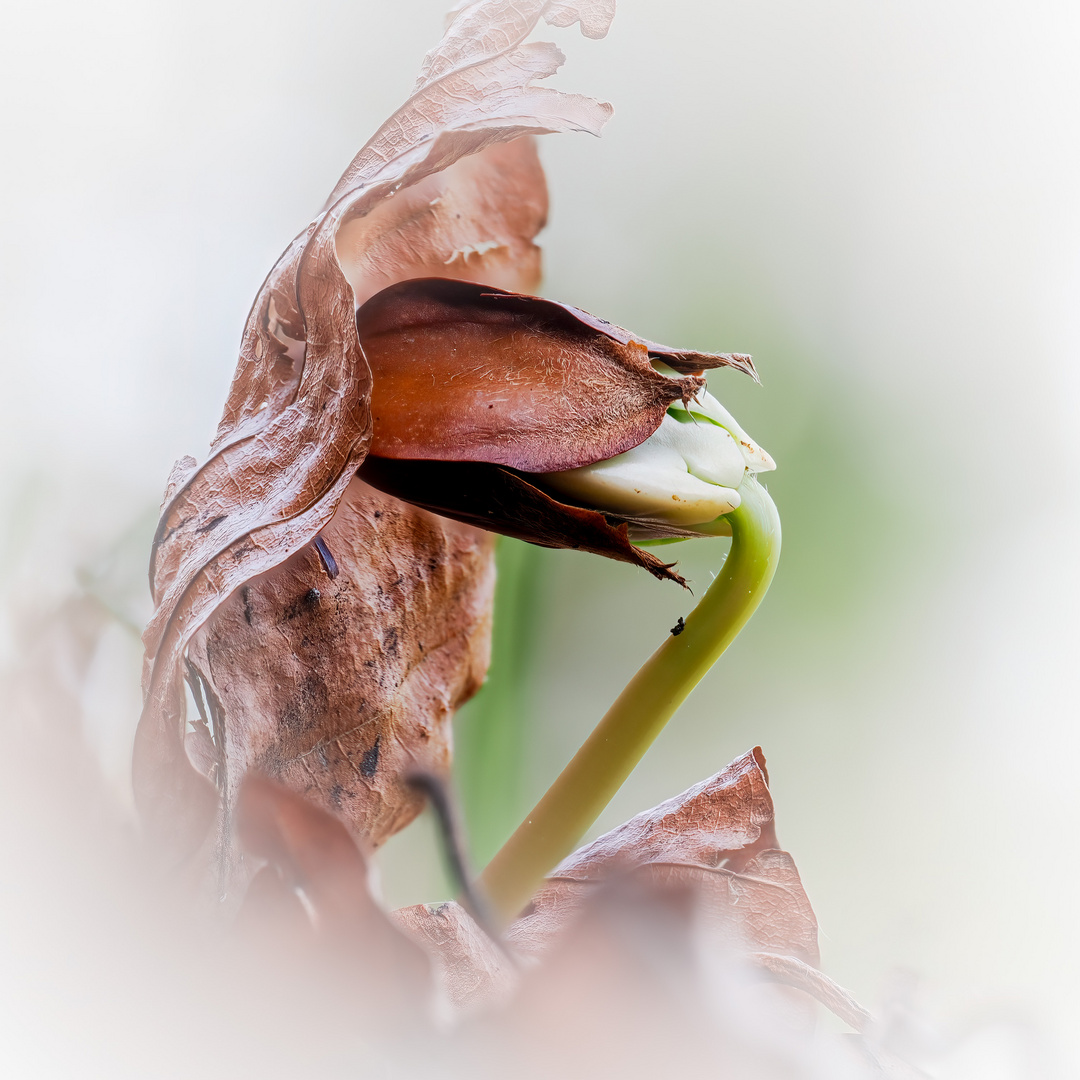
[478,475,781,926]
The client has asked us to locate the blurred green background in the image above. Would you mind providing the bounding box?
[2,1,1079,1072]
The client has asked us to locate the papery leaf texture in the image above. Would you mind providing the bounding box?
[394,901,516,1012]
[421,2,616,91]
[186,478,496,874]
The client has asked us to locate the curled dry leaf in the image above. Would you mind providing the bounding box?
[139,210,373,856]
[324,5,614,209]
[424,0,617,93]
[137,0,618,859]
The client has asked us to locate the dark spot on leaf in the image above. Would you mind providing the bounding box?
[163,515,193,545]
[196,514,228,535]
[278,674,326,735]
[360,735,381,779]
[329,783,343,809]
[383,627,399,653]
[282,587,322,621]
[670,616,685,636]
[241,586,253,625]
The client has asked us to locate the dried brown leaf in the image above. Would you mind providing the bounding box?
[394,901,517,1012]
[506,748,819,966]
[384,750,819,1024]
[324,26,611,207]
[421,1,616,91]
[187,478,495,869]
[136,1,613,856]
[137,215,371,855]
[335,138,549,309]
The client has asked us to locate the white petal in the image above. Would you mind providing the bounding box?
[647,412,747,489]
[670,391,776,473]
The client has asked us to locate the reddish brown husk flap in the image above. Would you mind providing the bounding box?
[359,278,707,473]
[553,299,758,380]
[358,456,686,585]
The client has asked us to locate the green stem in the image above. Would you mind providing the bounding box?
[478,476,781,926]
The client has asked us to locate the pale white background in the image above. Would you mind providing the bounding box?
[2,2,1079,1076]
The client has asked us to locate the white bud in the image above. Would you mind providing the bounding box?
[666,391,776,474]
[542,389,775,531]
